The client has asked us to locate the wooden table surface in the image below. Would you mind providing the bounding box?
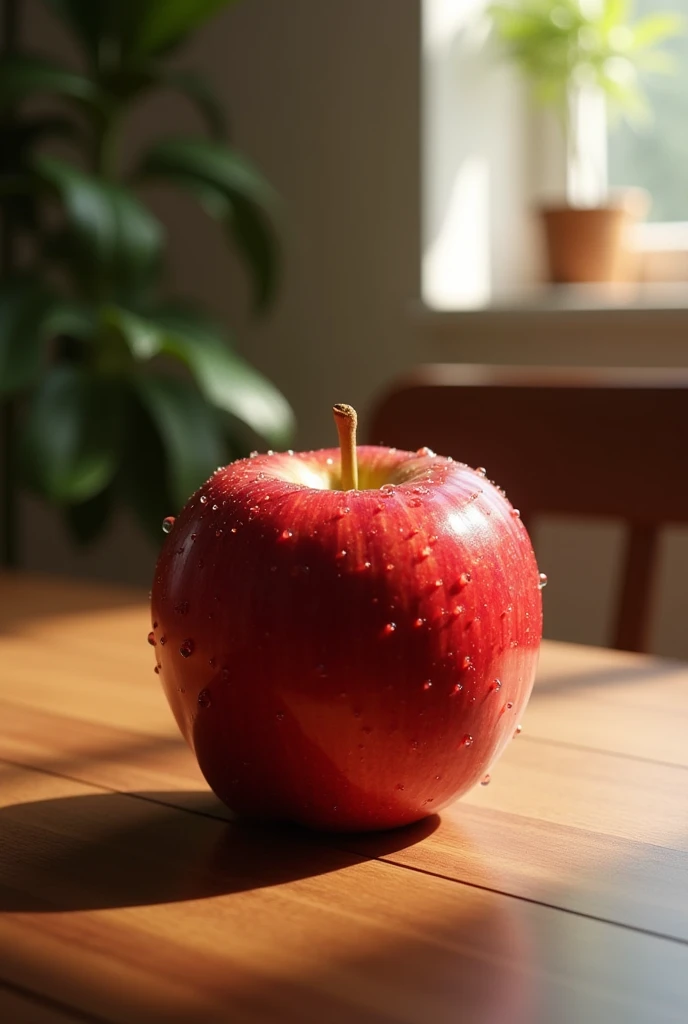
[1,573,687,1024]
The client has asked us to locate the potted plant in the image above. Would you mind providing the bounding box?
[0,0,295,563]
[489,0,683,283]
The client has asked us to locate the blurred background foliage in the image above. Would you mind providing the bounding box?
[0,0,295,556]
[608,0,688,220]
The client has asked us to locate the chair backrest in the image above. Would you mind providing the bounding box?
[369,365,688,653]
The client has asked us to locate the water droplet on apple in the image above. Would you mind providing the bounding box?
[215,529,223,537]
[433,578,443,588]
[212,503,219,511]
[383,622,397,636]
[199,495,208,504]
[422,680,433,691]
[179,638,194,658]
[280,529,293,541]
[386,563,395,572]
[249,451,258,458]
[154,665,160,674]
[462,734,473,747]
[159,635,167,646]
[510,639,519,648]
[475,467,487,477]
[414,617,426,628]
[451,605,464,617]
[459,572,472,586]
[514,724,523,736]
[538,572,548,589]
[267,450,274,456]
[197,689,211,708]
[492,678,502,692]
[481,774,491,786]
[420,546,432,558]
[511,508,521,518]
[147,631,156,646]
[462,655,472,670]
[161,516,175,534]
[230,527,237,534]
[357,561,372,572]
[395,783,405,791]
[275,711,285,721]
[326,457,334,466]
[451,682,463,696]
[416,447,435,457]
[506,701,514,709]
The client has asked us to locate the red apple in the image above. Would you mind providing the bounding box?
[151,406,542,831]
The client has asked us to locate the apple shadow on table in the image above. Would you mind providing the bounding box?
[0,790,439,913]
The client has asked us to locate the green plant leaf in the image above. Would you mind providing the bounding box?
[132,370,227,509]
[489,0,684,122]
[137,137,279,309]
[0,280,94,395]
[631,14,684,50]
[101,305,163,360]
[65,484,115,544]
[0,53,101,110]
[134,1,237,57]
[123,305,295,448]
[35,155,164,302]
[19,364,123,503]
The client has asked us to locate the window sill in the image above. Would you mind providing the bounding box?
[415,284,688,367]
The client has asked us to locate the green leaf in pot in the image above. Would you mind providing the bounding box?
[34,155,164,302]
[0,280,95,396]
[19,364,124,503]
[135,137,279,310]
[132,370,227,511]
[109,303,295,448]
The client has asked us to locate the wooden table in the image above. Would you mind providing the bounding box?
[1,573,687,1024]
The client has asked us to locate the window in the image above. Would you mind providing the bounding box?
[608,0,688,224]
[422,0,688,309]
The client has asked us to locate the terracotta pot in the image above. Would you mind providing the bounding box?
[540,203,633,284]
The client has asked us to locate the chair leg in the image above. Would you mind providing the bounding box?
[613,525,659,654]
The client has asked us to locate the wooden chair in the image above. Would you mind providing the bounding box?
[369,365,688,653]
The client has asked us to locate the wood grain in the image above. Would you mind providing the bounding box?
[1,762,687,1024]
[0,984,89,1024]
[2,573,688,1023]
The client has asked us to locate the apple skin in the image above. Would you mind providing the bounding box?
[151,445,542,832]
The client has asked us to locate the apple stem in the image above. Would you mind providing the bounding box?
[333,403,359,490]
